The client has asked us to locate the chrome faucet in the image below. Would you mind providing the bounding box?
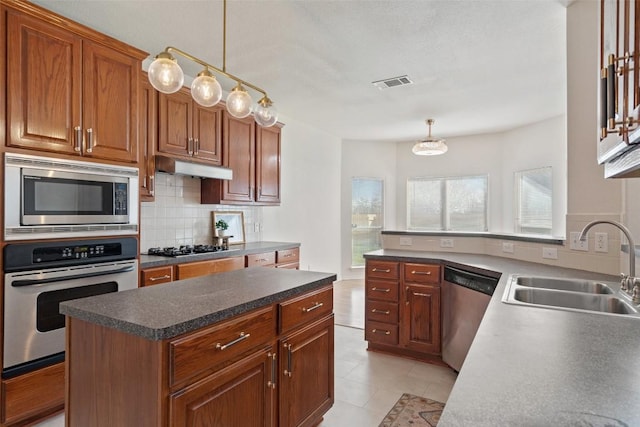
[579,220,640,304]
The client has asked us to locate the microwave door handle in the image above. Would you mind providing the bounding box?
[11,265,136,287]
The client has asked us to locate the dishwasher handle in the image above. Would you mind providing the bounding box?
[443,266,499,296]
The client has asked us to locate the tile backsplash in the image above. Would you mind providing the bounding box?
[140,173,263,251]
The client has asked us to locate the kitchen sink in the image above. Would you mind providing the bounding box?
[502,275,639,316]
[513,288,636,314]
[515,276,613,294]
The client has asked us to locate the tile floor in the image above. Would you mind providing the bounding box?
[34,280,457,427]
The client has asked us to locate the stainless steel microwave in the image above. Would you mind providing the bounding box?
[4,153,138,240]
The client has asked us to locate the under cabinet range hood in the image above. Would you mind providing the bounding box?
[155,155,233,180]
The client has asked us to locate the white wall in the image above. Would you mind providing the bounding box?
[340,140,397,279]
[501,116,567,237]
[262,116,342,277]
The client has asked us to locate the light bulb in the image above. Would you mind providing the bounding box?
[226,84,253,118]
[191,69,222,107]
[254,97,278,127]
[148,53,184,94]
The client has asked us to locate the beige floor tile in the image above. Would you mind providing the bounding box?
[317,400,385,427]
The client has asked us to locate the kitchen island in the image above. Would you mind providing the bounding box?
[60,267,336,427]
[364,250,640,426]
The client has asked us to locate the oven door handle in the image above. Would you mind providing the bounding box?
[11,266,136,287]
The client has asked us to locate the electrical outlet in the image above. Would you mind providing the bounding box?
[569,232,588,251]
[440,238,454,248]
[254,222,260,233]
[502,242,514,253]
[399,237,413,246]
[542,247,558,259]
[595,232,608,253]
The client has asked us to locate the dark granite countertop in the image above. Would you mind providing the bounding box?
[60,267,335,341]
[364,250,640,426]
[139,241,300,268]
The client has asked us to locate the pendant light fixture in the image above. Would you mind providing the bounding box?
[412,119,448,156]
[147,0,278,126]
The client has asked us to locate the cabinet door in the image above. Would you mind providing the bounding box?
[158,88,193,158]
[192,103,223,164]
[401,284,441,354]
[256,125,281,204]
[170,346,276,427]
[280,315,334,427]
[7,10,82,154]
[82,40,139,163]
[222,113,256,203]
[139,74,157,201]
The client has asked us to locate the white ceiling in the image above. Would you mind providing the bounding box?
[32,0,568,142]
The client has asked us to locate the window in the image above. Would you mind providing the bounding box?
[407,175,488,231]
[351,178,384,267]
[515,167,552,235]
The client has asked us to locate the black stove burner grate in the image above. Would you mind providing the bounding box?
[147,245,225,257]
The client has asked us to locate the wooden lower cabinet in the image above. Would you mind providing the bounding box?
[365,259,442,361]
[1,362,64,426]
[401,284,441,354]
[174,256,245,280]
[279,316,334,427]
[170,346,276,427]
[65,285,333,426]
[141,265,173,286]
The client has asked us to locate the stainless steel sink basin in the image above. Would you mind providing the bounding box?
[513,288,637,314]
[515,276,613,294]
[502,275,639,317]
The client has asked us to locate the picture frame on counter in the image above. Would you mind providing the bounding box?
[212,211,245,245]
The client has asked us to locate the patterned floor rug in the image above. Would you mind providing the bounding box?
[378,393,445,427]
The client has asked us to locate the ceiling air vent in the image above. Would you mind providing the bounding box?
[372,75,413,90]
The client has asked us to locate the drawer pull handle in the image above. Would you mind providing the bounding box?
[371,309,390,315]
[302,302,324,312]
[372,329,391,335]
[411,270,431,275]
[86,128,94,153]
[371,287,391,293]
[413,292,430,297]
[149,275,171,281]
[372,268,391,273]
[74,126,82,152]
[284,343,293,377]
[283,253,293,258]
[216,332,250,350]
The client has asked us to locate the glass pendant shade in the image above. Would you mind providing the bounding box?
[254,97,278,127]
[191,70,222,107]
[148,54,184,94]
[412,140,448,155]
[413,119,447,155]
[226,85,253,118]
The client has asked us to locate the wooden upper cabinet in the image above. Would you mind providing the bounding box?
[7,10,82,155]
[223,113,256,203]
[201,113,282,205]
[256,124,281,204]
[5,5,145,163]
[157,88,223,165]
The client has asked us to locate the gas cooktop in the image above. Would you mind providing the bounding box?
[147,245,230,257]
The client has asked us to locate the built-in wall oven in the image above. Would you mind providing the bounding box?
[2,237,138,378]
[4,153,138,240]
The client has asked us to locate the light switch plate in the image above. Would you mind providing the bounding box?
[569,232,588,251]
[502,242,514,253]
[440,238,454,248]
[542,247,558,259]
[399,237,413,246]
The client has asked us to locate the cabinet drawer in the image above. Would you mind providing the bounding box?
[366,261,399,280]
[366,300,398,324]
[365,279,399,303]
[276,247,300,264]
[404,263,441,284]
[279,286,333,333]
[246,251,276,267]
[275,262,299,270]
[365,320,399,346]
[141,266,173,286]
[170,305,276,387]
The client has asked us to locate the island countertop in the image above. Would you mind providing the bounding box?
[364,250,640,426]
[60,267,336,341]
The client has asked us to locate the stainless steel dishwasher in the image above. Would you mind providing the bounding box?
[442,265,500,372]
